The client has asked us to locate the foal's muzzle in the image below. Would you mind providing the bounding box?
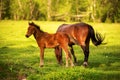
[25,35,29,38]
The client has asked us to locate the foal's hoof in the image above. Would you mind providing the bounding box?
[83,62,88,67]
[65,65,69,67]
[71,64,75,67]
[40,65,44,67]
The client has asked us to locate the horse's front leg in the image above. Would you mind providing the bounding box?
[54,46,62,65]
[69,45,77,63]
[40,47,44,67]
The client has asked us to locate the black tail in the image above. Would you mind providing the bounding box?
[89,26,105,46]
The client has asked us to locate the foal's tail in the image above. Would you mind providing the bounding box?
[89,26,105,46]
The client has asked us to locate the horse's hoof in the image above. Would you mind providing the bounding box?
[83,62,88,67]
[74,59,77,64]
[58,62,63,66]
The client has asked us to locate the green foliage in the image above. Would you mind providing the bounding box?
[0,21,120,80]
[0,0,120,22]
[35,0,48,20]
[9,0,41,20]
[95,0,120,23]
[0,0,10,19]
[51,0,72,21]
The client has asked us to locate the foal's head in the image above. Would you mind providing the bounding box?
[25,22,39,38]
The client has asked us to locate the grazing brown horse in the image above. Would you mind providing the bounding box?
[55,22,105,67]
[25,22,74,67]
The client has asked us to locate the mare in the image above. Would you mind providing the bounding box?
[55,22,105,67]
[25,22,74,67]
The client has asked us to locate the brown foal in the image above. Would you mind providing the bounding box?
[25,22,74,67]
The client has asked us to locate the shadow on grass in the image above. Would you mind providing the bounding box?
[89,50,120,71]
[0,45,120,80]
[74,45,120,71]
[0,45,39,80]
[0,59,35,80]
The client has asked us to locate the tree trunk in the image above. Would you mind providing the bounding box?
[0,0,2,20]
[47,0,51,21]
[76,0,79,21]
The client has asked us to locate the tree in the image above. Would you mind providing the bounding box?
[0,0,10,20]
[51,0,72,21]
[0,0,3,20]
[47,0,51,21]
[95,0,120,23]
[70,0,89,21]
[10,0,40,20]
[0,0,120,22]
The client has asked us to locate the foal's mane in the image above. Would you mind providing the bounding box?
[29,22,44,32]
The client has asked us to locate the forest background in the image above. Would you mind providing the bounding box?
[0,0,120,23]
[0,0,120,79]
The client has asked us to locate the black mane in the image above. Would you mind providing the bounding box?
[33,24,40,30]
[29,22,44,33]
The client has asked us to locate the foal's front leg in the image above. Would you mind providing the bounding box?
[40,47,44,67]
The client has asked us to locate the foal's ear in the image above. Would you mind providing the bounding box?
[31,22,34,24]
[28,21,31,25]
[28,21,34,25]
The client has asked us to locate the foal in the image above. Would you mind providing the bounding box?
[25,22,74,67]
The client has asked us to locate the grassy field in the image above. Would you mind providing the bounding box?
[0,20,120,80]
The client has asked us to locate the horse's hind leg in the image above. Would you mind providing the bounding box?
[55,46,62,65]
[81,45,89,67]
[69,45,77,63]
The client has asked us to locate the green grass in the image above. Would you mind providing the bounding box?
[0,20,120,80]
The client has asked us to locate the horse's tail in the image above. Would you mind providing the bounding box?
[89,26,105,46]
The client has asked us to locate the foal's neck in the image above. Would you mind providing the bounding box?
[33,28,44,39]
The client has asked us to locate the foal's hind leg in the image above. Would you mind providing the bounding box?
[62,46,74,67]
[69,45,77,63]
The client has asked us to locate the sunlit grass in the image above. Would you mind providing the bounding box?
[0,20,120,80]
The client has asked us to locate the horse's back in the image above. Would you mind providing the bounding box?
[57,22,90,45]
[57,22,89,36]
[57,22,90,32]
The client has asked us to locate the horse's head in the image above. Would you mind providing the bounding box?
[25,22,35,38]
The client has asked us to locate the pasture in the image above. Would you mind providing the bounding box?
[0,21,120,80]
